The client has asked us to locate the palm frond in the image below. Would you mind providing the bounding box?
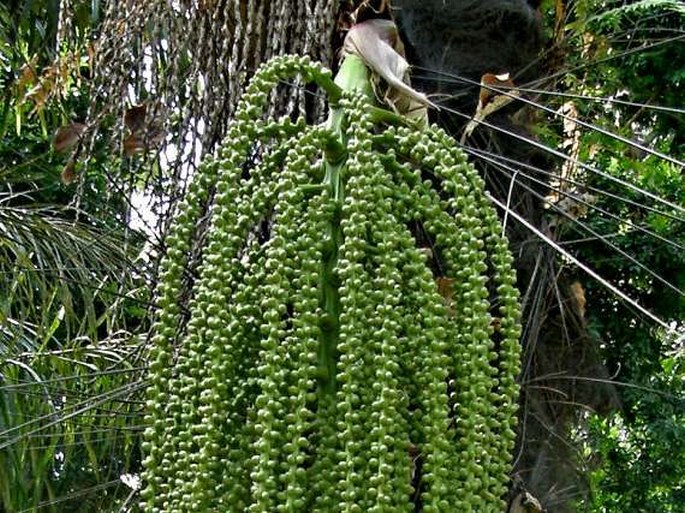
[0,194,139,344]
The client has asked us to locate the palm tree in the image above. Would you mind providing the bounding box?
[1,0,682,511]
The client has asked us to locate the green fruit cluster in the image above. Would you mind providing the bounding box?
[140,55,522,512]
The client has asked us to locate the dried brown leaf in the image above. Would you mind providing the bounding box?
[53,123,86,152]
[61,161,76,185]
[123,130,164,156]
[462,72,520,143]
[125,104,147,133]
[507,490,544,513]
[123,134,144,156]
[436,276,456,316]
[570,281,586,319]
[343,19,435,112]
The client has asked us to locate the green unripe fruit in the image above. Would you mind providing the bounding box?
[141,55,521,513]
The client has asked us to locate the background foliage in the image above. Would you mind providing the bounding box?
[553,2,685,510]
[1,1,147,510]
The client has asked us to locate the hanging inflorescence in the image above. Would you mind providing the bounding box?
[140,54,522,513]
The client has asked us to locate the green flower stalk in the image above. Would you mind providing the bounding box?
[141,54,522,512]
